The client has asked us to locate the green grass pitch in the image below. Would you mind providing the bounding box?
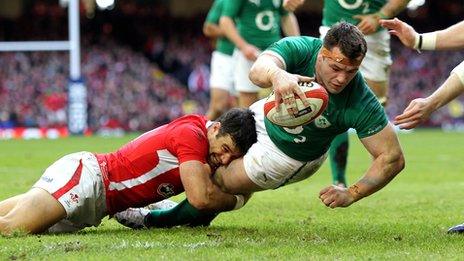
[0,130,463,259]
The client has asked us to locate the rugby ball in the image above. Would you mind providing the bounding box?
[264,82,329,128]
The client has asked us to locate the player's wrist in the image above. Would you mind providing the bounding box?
[375,11,389,20]
[347,184,364,202]
[415,32,437,51]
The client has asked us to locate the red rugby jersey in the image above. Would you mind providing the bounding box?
[96,115,209,215]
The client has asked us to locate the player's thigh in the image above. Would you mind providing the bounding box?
[210,51,235,93]
[0,194,26,216]
[233,50,260,94]
[0,188,65,234]
[209,88,231,109]
[360,30,392,83]
[217,158,263,194]
[33,151,106,232]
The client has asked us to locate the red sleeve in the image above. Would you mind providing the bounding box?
[166,123,208,164]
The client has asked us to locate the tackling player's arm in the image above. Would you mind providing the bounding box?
[394,63,464,129]
[319,123,405,208]
[281,13,300,37]
[180,161,237,212]
[353,0,410,35]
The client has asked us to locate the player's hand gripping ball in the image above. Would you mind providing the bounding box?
[264,82,329,128]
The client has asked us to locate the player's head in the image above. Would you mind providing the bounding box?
[316,22,367,94]
[207,108,257,168]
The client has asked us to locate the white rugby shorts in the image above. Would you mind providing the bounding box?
[210,51,236,92]
[233,49,261,93]
[243,99,327,189]
[319,26,392,82]
[33,151,107,232]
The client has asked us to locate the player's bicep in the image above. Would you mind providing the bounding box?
[359,123,401,159]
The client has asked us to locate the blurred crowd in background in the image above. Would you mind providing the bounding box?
[0,0,463,132]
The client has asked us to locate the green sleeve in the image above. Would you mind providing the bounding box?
[349,76,389,138]
[205,0,223,24]
[222,0,243,18]
[266,36,321,72]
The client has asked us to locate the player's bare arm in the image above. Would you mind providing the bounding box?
[180,160,237,212]
[281,13,300,37]
[394,71,464,129]
[249,53,312,115]
[283,0,305,12]
[381,18,464,51]
[219,16,260,61]
[319,123,405,208]
[354,0,409,35]
[203,22,224,38]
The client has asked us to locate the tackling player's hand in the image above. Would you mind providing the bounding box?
[379,18,417,49]
[271,71,313,116]
[283,0,304,12]
[319,185,356,208]
[394,97,433,129]
[353,13,380,35]
[241,44,261,61]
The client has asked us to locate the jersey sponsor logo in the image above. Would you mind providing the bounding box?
[70,193,79,204]
[41,176,53,183]
[157,183,176,198]
[283,126,304,134]
[272,0,280,8]
[293,135,306,143]
[255,11,275,31]
[338,0,363,10]
[249,0,260,6]
[314,115,331,128]
[108,149,179,191]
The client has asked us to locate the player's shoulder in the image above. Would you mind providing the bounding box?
[168,114,208,137]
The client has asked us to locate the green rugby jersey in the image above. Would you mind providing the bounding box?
[264,36,388,161]
[222,0,288,51]
[322,0,386,32]
[206,0,235,55]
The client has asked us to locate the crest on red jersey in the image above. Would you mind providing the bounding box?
[157,183,175,198]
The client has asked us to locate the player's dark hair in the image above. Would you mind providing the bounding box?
[324,22,367,61]
[216,108,257,155]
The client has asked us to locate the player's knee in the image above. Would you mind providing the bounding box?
[0,217,24,236]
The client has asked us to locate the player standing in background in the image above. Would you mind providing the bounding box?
[319,0,410,187]
[380,17,464,234]
[219,0,302,108]
[203,0,238,120]
[0,109,257,235]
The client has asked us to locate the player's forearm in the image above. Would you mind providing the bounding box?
[348,150,405,202]
[426,71,464,111]
[203,23,224,38]
[379,0,409,18]
[219,16,248,50]
[281,13,300,36]
[435,21,464,50]
[249,55,284,89]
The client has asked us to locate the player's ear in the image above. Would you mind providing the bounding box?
[212,122,221,134]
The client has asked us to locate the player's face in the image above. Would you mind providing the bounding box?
[207,123,242,168]
[316,47,360,94]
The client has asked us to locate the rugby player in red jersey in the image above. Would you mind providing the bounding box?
[0,108,257,235]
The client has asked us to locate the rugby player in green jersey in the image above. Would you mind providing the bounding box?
[115,23,405,230]
[219,0,301,108]
[203,0,238,120]
[320,0,410,187]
